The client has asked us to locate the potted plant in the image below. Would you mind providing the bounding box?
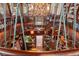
[24,36,32,50]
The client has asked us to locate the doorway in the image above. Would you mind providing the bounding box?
[36,35,43,50]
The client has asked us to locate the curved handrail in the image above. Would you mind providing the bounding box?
[0,47,79,56]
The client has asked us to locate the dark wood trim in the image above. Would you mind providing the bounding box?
[0,47,79,56]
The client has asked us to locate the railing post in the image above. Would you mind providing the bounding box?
[9,3,13,41]
[52,3,58,35]
[56,3,68,50]
[56,3,63,50]
[73,3,76,48]
[12,3,19,48]
[19,4,27,50]
[2,3,7,47]
[62,4,68,49]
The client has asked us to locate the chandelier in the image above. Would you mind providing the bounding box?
[28,3,51,16]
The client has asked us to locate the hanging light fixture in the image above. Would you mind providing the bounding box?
[28,3,51,16]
